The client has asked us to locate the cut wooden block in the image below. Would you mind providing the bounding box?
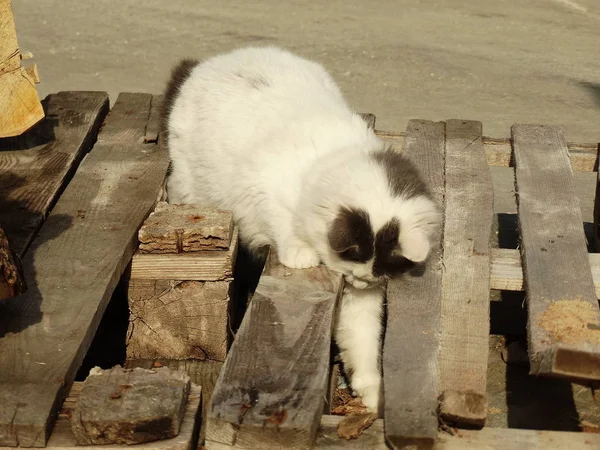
[0,0,44,138]
[205,252,343,449]
[0,93,170,447]
[125,359,223,447]
[383,120,445,449]
[0,226,25,300]
[130,230,238,281]
[0,91,109,257]
[512,124,600,381]
[375,131,599,172]
[315,415,600,450]
[127,280,233,361]
[71,366,190,445]
[438,120,493,427]
[25,382,202,450]
[138,202,234,253]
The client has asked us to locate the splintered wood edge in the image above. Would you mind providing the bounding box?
[130,228,238,280]
[375,130,599,172]
[44,383,202,449]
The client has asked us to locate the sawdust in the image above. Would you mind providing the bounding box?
[538,299,600,345]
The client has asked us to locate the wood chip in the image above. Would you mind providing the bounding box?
[336,412,378,440]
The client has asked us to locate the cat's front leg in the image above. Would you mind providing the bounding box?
[272,213,320,269]
[334,283,385,413]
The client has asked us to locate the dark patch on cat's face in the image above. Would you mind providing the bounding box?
[372,218,416,278]
[234,71,270,90]
[161,58,200,137]
[370,147,429,199]
[328,207,374,262]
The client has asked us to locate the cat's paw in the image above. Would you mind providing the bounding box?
[279,245,320,269]
[352,373,381,413]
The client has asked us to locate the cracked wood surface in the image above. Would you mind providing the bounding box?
[0,93,169,447]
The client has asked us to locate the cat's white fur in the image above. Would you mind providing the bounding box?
[166,46,440,411]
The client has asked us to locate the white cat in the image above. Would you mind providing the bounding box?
[162,46,441,412]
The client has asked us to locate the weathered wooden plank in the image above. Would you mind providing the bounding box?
[0,93,170,447]
[438,120,492,427]
[512,124,600,380]
[375,131,599,172]
[0,226,25,300]
[383,120,444,449]
[0,0,44,138]
[0,91,109,256]
[0,382,203,450]
[205,253,343,449]
[315,415,600,450]
[138,202,233,253]
[130,230,238,281]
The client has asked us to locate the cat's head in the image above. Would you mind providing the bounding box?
[312,146,440,289]
[325,199,438,289]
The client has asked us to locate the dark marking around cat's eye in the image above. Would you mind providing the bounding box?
[161,58,200,137]
[370,147,429,199]
[372,218,416,277]
[328,207,374,263]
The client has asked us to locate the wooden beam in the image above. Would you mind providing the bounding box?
[0,382,202,450]
[0,93,170,447]
[0,0,44,137]
[0,91,109,257]
[383,120,445,449]
[205,253,343,449]
[512,124,600,381]
[438,120,493,427]
[315,415,600,450]
[376,131,599,172]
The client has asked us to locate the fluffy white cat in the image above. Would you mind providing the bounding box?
[162,46,440,412]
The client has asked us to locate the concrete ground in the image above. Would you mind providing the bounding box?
[13,0,600,431]
[13,0,600,142]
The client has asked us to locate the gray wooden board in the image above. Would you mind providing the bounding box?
[144,94,163,143]
[383,120,445,449]
[0,93,170,447]
[205,256,343,449]
[438,120,493,427]
[512,124,600,380]
[0,91,109,257]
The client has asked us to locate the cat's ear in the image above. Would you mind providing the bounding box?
[399,228,430,263]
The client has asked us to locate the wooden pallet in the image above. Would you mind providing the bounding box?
[1,92,600,449]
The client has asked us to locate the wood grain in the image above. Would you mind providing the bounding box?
[8,382,202,450]
[127,279,232,362]
[144,94,163,143]
[0,91,109,257]
[0,93,170,447]
[375,130,599,172]
[205,254,343,449]
[438,120,493,427]
[315,415,600,450]
[130,230,238,281]
[512,124,600,380]
[383,120,445,449]
[0,0,44,138]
